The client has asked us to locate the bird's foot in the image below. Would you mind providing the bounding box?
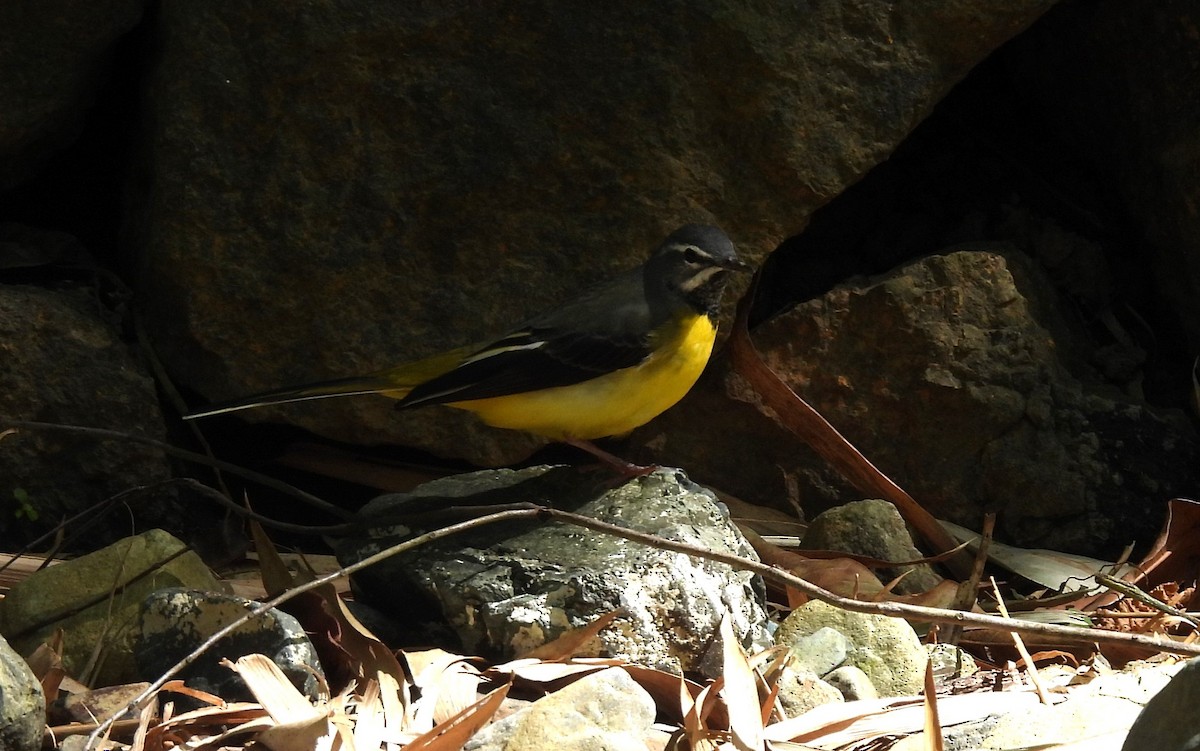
[562,438,659,482]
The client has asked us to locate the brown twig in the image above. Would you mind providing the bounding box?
[725,273,973,579]
[944,513,995,645]
[0,418,354,522]
[991,576,1051,704]
[540,508,1200,657]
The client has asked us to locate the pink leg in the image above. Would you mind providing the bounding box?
[562,438,659,480]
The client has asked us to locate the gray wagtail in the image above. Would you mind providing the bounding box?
[185,224,750,467]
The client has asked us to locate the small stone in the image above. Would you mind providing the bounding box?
[776,600,925,696]
[785,627,848,676]
[464,667,655,751]
[775,667,843,719]
[0,529,225,686]
[825,665,879,701]
[800,500,943,594]
[0,634,44,751]
[135,588,324,704]
[926,643,978,680]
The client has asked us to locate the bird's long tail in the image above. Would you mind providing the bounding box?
[184,346,471,420]
[182,374,406,419]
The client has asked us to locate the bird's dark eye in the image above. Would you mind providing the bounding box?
[683,246,703,264]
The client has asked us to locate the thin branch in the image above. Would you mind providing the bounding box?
[991,576,1051,704]
[85,507,541,748]
[1,418,354,521]
[540,508,1200,657]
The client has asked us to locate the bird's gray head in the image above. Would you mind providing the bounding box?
[646,224,750,317]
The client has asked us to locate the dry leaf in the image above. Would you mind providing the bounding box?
[353,678,387,751]
[940,520,1132,596]
[403,648,485,729]
[749,530,959,608]
[251,520,298,597]
[1126,498,1200,589]
[489,657,623,684]
[721,616,764,751]
[518,609,620,660]
[223,654,348,751]
[24,634,67,704]
[763,691,1044,747]
[623,664,729,728]
[403,680,510,751]
[64,683,152,724]
[726,273,971,579]
[144,702,270,750]
[160,679,227,707]
[922,660,944,751]
[683,683,720,751]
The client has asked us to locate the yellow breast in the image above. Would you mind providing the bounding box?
[446,313,717,440]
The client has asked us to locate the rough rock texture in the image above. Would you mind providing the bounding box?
[331,466,770,676]
[463,668,655,751]
[0,284,228,552]
[135,588,324,704]
[0,634,44,751]
[775,667,843,720]
[801,500,942,594]
[926,643,978,680]
[824,665,879,702]
[131,1,1055,465]
[0,529,225,687]
[0,0,146,189]
[776,599,925,697]
[640,249,1200,555]
[784,627,848,677]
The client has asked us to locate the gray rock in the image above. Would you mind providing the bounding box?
[775,666,843,719]
[0,634,44,751]
[0,0,146,188]
[331,465,771,676]
[801,500,943,594]
[0,285,183,551]
[1122,658,1200,751]
[133,1,1054,466]
[643,249,1200,556]
[0,529,225,687]
[926,643,978,681]
[134,588,324,704]
[981,695,1141,750]
[784,627,848,677]
[464,667,654,751]
[825,665,879,702]
[776,600,924,697]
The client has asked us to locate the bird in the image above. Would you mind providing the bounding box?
[185,223,751,471]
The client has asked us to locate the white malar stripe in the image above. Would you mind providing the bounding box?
[679,266,722,293]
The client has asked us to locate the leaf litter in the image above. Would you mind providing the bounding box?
[7,273,1200,749]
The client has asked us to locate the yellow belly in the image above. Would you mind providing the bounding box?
[446,313,717,440]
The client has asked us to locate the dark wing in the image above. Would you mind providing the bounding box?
[398,271,656,407]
